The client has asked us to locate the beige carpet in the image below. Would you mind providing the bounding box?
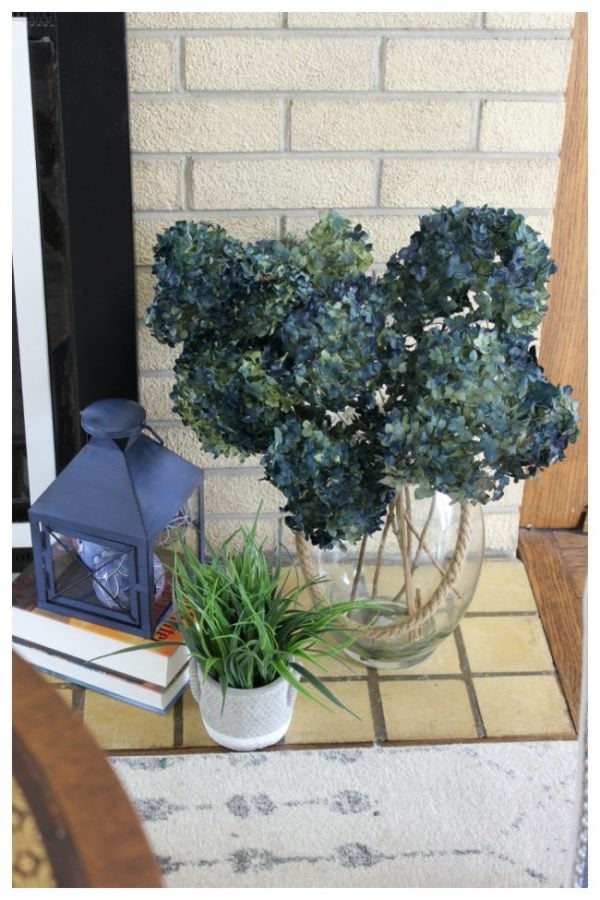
[110,741,578,888]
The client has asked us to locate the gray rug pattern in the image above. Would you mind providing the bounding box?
[111,742,578,888]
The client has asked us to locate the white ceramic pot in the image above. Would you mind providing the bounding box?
[188,658,297,751]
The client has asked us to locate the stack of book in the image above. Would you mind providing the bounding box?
[12,566,190,714]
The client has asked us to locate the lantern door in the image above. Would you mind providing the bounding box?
[30,519,154,635]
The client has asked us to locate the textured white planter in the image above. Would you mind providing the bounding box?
[188,658,297,751]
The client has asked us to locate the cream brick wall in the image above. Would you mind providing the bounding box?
[127,11,574,557]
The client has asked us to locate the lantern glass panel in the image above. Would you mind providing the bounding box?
[44,529,140,617]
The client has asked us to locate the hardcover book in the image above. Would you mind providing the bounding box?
[13,640,189,713]
[12,564,189,688]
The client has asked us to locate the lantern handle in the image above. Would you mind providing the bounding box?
[142,424,165,446]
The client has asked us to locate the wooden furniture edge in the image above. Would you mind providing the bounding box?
[517,531,583,729]
[12,651,163,887]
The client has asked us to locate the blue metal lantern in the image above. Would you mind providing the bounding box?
[28,399,204,638]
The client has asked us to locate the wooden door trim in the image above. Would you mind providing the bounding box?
[520,12,588,528]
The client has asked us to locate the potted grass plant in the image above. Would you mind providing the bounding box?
[146,203,579,669]
[175,519,379,749]
[101,516,378,750]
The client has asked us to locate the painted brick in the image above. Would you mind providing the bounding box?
[488,482,524,511]
[139,376,177,421]
[359,216,422,262]
[130,100,280,153]
[134,217,279,265]
[205,472,285,515]
[485,13,574,30]
[157,428,262,469]
[127,12,284,29]
[380,159,560,209]
[287,13,477,29]
[192,159,375,210]
[291,100,473,152]
[385,39,572,93]
[205,517,279,554]
[480,100,566,152]
[131,159,181,212]
[184,37,374,91]
[522,215,554,245]
[481,512,520,557]
[137,322,178,372]
[135,267,156,318]
[127,37,173,92]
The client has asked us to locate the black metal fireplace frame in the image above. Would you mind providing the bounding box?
[13,13,138,568]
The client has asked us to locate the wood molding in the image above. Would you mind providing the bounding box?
[517,530,585,728]
[521,12,588,528]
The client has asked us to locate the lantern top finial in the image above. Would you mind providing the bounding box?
[81,399,146,440]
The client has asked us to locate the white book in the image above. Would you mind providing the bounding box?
[13,641,190,714]
[12,567,189,688]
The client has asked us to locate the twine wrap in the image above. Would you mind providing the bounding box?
[295,501,473,643]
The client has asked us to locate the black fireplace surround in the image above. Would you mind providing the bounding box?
[13,13,138,568]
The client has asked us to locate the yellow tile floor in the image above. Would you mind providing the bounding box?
[41,561,575,753]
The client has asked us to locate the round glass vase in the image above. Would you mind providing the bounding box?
[295,490,484,669]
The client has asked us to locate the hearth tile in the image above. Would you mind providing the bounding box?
[461,615,554,673]
[468,561,537,613]
[181,688,219,748]
[388,633,462,675]
[473,674,575,737]
[379,679,477,741]
[284,680,373,744]
[83,691,175,750]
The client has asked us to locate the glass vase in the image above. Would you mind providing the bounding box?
[296,490,484,669]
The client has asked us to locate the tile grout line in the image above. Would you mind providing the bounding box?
[366,668,388,743]
[453,626,487,739]
[173,695,184,747]
[464,610,539,617]
[72,684,86,718]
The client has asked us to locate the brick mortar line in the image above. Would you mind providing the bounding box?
[129,90,566,101]
[374,36,385,91]
[203,511,282,522]
[132,150,560,161]
[374,159,383,207]
[472,98,483,151]
[204,467,265,478]
[126,28,573,39]
[132,206,554,220]
[185,157,195,209]
[283,99,291,152]
[174,35,183,92]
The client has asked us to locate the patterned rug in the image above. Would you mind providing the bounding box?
[110,741,579,889]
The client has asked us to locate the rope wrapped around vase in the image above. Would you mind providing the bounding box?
[294,499,473,644]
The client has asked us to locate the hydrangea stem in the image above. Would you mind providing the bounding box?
[396,492,417,615]
[350,534,368,601]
